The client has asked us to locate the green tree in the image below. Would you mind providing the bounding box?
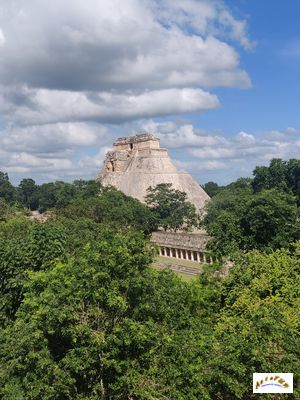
[73,179,102,198]
[202,181,223,197]
[204,178,253,255]
[205,177,300,255]
[61,187,156,234]
[145,183,199,231]
[18,178,40,210]
[0,219,67,325]
[0,199,10,221]
[54,181,78,209]
[38,182,58,212]
[286,158,300,204]
[241,189,300,250]
[0,171,15,203]
[207,246,300,399]
[37,180,102,212]
[252,159,288,193]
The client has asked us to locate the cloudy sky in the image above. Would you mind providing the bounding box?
[0,0,299,185]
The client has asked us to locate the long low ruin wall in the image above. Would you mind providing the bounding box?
[151,231,210,251]
[151,231,215,264]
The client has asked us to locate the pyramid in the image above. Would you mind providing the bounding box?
[96,133,210,213]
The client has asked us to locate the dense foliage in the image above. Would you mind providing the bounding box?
[0,161,299,399]
[145,183,199,231]
[0,175,102,212]
[201,181,224,197]
[204,160,300,255]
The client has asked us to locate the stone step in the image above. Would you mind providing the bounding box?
[154,262,200,276]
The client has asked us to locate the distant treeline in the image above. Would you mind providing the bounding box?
[0,173,102,212]
[203,158,300,201]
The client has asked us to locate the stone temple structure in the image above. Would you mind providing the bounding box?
[96,133,210,213]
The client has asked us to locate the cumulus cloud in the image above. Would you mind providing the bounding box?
[0,0,254,182]
[152,0,254,49]
[2,87,219,126]
[1,123,108,153]
[174,159,227,172]
[0,122,112,181]
[0,123,108,154]
[138,121,300,183]
[0,28,5,46]
[0,0,251,92]
[0,0,249,127]
[141,120,226,148]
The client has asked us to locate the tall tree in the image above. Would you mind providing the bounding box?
[145,183,199,231]
[18,178,39,210]
[286,158,300,204]
[0,199,10,221]
[202,181,223,197]
[0,171,15,203]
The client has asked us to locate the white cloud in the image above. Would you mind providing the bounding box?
[1,152,74,174]
[0,122,112,181]
[0,28,5,46]
[174,159,227,172]
[218,9,254,50]
[2,87,220,126]
[78,146,112,170]
[0,0,251,92]
[1,122,109,153]
[1,121,299,184]
[235,131,256,145]
[0,0,255,182]
[136,121,300,184]
[141,120,226,148]
[152,0,254,49]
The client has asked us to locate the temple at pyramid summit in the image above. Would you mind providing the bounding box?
[96,133,210,213]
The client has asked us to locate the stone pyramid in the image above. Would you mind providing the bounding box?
[96,133,210,212]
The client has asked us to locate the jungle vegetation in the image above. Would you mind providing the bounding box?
[0,158,299,399]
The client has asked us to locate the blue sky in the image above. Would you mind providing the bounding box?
[0,0,299,185]
[210,0,300,133]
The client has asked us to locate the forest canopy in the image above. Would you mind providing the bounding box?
[0,158,299,399]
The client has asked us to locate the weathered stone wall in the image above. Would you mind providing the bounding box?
[151,231,210,251]
[114,134,160,150]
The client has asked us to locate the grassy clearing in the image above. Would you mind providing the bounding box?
[155,256,204,271]
[175,272,198,282]
[152,256,202,281]
[152,263,199,282]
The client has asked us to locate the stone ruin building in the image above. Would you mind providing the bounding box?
[96,133,212,267]
[96,133,210,213]
[151,231,215,263]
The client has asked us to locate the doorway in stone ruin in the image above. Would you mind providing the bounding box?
[106,161,115,172]
[129,143,133,150]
